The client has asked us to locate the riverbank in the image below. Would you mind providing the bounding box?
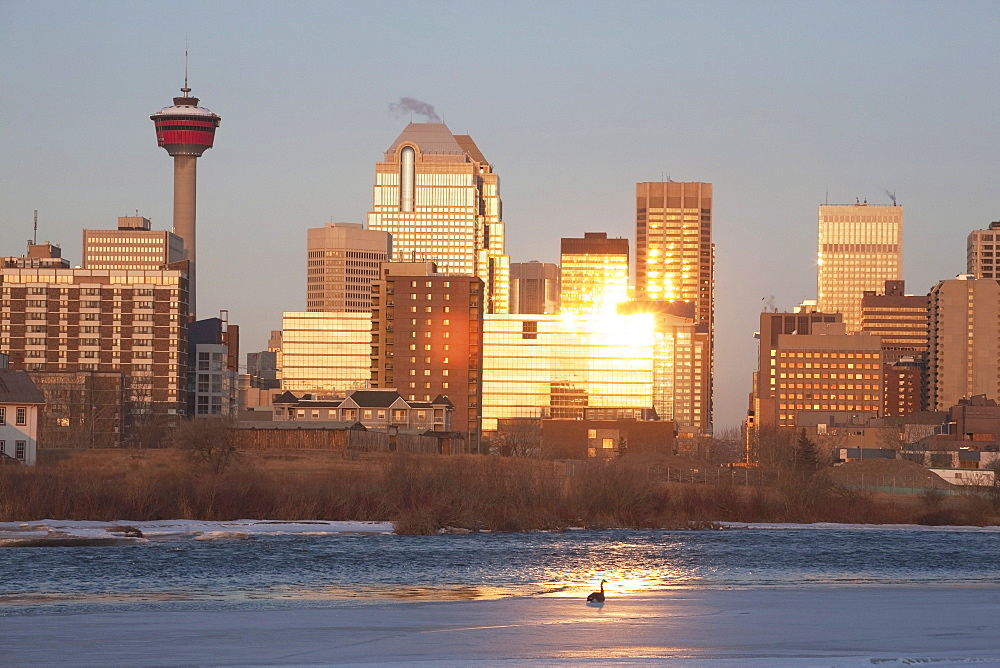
[4,586,999,665]
[3,448,998,530]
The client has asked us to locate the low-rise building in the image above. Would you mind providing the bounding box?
[272,389,453,433]
[0,368,45,465]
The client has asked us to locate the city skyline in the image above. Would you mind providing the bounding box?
[2,1,998,429]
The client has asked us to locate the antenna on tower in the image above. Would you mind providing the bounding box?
[182,38,191,96]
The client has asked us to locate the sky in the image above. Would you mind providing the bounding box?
[1,1,998,431]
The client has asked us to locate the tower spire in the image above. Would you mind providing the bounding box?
[181,41,191,97]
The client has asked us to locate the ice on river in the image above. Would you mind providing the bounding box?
[0,518,394,546]
[3,586,999,665]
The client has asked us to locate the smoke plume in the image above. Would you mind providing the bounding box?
[390,97,441,122]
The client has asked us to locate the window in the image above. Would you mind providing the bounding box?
[15,441,26,461]
[0,407,4,425]
[16,408,26,426]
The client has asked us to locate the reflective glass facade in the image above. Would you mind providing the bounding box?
[367,123,509,314]
[818,203,903,333]
[481,313,655,431]
[560,233,629,316]
[280,312,371,394]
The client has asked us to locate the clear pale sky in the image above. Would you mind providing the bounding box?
[2,1,998,431]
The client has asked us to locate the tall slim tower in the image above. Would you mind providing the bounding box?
[635,181,714,434]
[817,202,902,332]
[150,79,221,317]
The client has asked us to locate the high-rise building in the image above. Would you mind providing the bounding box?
[559,233,629,315]
[83,216,184,271]
[817,202,903,332]
[481,313,656,432]
[150,80,221,317]
[0,263,190,416]
[619,300,710,434]
[967,221,1000,281]
[635,182,713,326]
[766,321,883,429]
[367,123,509,314]
[860,281,929,365]
[928,276,1000,410]
[509,262,559,315]
[635,181,714,433]
[751,307,843,430]
[306,223,390,312]
[860,280,928,417]
[369,263,484,451]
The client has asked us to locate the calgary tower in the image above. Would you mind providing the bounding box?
[150,73,221,317]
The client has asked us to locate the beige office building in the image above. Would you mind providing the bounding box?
[560,233,629,316]
[967,221,1000,281]
[306,223,389,312]
[280,312,371,394]
[928,276,1000,410]
[481,313,656,433]
[817,202,903,332]
[367,123,509,314]
[82,216,184,271]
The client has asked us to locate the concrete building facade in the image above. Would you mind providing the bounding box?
[82,216,184,271]
[769,323,884,429]
[150,82,221,317]
[509,261,559,315]
[306,223,389,312]
[751,308,844,430]
[967,221,1000,281]
[0,265,190,417]
[367,123,509,314]
[817,202,903,332]
[928,276,1000,410]
[369,263,484,451]
[860,280,929,417]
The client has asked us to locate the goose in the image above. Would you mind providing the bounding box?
[586,580,606,603]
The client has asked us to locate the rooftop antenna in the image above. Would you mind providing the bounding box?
[181,38,191,97]
[33,210,38,245]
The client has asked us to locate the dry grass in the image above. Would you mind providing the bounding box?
[1,449,996,532]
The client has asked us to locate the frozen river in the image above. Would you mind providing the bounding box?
[2,520,999,664]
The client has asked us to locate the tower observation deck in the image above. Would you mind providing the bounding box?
[151,84,221,317]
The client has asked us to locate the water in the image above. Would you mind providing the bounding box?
[2,522,999,616]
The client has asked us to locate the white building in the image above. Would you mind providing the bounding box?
[0,368,45,465]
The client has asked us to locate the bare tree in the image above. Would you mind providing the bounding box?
[491,419,541,457]
[748,425,797,469]
[169,418,241,474]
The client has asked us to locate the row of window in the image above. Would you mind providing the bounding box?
[0,407,27,426]
[0,440,27,461]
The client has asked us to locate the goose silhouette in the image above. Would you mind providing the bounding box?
[586,580,606,604]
